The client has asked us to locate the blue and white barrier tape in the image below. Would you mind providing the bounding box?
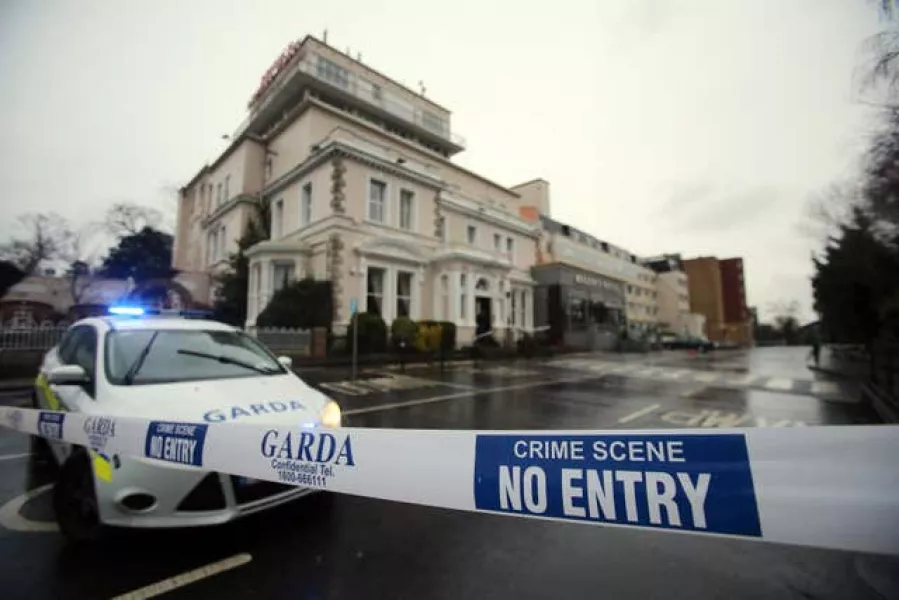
[4,407,899,555]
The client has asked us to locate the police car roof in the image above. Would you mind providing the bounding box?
[102,317,236,332]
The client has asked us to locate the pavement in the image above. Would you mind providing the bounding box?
[0,346,895,599]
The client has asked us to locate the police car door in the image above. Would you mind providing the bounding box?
[43,324,100,461]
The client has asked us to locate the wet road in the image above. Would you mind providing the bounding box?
[0,347,893,599]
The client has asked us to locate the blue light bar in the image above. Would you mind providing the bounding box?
[109,306,145,316]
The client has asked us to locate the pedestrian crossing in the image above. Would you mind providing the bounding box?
[547,357,846,400]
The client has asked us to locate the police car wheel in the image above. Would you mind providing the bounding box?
[54,451,101,544]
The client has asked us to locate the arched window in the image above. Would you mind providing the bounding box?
[475,277,490,293]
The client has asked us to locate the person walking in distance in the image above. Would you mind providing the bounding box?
[809,329,822,368]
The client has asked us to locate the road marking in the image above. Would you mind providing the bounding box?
[656,369,690,379]
[617,404,661,424]
[0,452,31,461]
[345,374,602,416]
[811,381,840,397]
[0,483,58,532]
[319,375,454,396]
[764,378,794,391]
[726,374,759,386]
[692,372,718,383]
[111,553,253,600]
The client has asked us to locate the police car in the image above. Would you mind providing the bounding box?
[32,306,342,542]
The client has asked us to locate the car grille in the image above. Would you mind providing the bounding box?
[229,475,297,505]
[177,473,227,511]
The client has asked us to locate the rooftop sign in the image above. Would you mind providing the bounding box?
[248,40,302,109]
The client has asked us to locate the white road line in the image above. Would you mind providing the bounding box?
[617,404,661,424]
[811,381,840,397]
[0,452,31,461]
[345,374,602,416]
[726,374,759,386]
[692,373,718,383]
[0,484,58,532]
[112,553,253,600]
[764,378,794,391]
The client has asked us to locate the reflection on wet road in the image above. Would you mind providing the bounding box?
[0,347,892,599]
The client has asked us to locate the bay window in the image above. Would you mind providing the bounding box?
[396,271,413,318]
[366,267,385,316]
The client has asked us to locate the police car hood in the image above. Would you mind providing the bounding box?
[110,373,331,425]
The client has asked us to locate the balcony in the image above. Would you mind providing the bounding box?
[233,52,465,155]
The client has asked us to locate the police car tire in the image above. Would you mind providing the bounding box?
[53,451,102,544]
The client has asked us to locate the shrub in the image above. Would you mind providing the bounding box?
[413,322,443,353]
[256,278,333,329]
[346,312,388,354]
[390,316,417,349]
[417,320,456,351]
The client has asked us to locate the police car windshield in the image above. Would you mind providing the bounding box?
[105,329,285,385]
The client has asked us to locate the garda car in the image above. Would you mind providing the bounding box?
[32,306,342,542]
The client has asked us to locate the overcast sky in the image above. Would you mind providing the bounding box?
[0,0,886,322]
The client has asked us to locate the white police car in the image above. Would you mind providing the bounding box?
[32,306,342,542]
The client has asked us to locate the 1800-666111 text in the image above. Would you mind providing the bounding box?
[260,428,356,488]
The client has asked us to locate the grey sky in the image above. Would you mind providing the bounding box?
[0,0,884,322]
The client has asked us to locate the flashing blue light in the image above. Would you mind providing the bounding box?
[109,306,145,316]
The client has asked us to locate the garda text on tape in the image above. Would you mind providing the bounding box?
[473,434,760,536]
[2,407,898,556]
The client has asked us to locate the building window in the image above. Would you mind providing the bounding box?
[467,225,477,245]
[366,267,385,316]
[265,158,273,181]
[439,274,449,320]
[219,226,226,259]
[301,183,312,226]
[519,290,526,327]
[460,273,467,320]
[494,233,501,251]
[506,236,514,255]
[421,110,446,134]
[207,231,216,264]
[371,83,383,102]
[368,179,386,223]
[569,297,588,331]
[396,271,413,318]
[272,262,295,292]
[316,56,349,89]
[436,217,445,239]
[273,198,284,238]
[399,189,414,230]
[224,175,230,203]
[511,291,517,326]
[216,183,223,207]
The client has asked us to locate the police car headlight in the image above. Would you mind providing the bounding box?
[320,401,342,428]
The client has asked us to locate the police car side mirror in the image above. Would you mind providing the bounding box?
[277,356,293,369]
[47,365,90,386]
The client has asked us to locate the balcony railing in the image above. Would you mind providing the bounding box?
[234,54,466,149]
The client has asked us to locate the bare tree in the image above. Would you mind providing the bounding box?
[799,183,861,243]
[62,221,105,305]
[0,213,76,274]
[104,203,164,238]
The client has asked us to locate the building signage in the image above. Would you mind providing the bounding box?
[248,40,302,109]
[574,273,605,288]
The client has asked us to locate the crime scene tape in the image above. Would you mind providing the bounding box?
[2,406,898,556]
